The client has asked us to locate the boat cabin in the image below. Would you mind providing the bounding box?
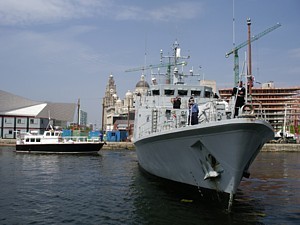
[21,130,62,145]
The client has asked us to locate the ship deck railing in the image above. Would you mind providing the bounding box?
[137,99,227,138]
[137,98,266,139]
[62,136,100,143]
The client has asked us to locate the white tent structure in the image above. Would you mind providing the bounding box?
[0,90,76,139]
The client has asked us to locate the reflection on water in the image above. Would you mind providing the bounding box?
[0,147,299,224]
[237,152,300,224]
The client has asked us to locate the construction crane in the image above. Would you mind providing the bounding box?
[226,22,281,85]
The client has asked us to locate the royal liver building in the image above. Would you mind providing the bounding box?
[102,74,150,134]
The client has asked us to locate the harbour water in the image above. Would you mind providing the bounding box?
[0,146,299,225]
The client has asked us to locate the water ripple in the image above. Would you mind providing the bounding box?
[0,147,299,224]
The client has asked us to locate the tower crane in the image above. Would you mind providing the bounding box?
[226,22,281,85]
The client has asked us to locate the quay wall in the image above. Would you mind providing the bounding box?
[0,139,300,151]
[261,143,300,152]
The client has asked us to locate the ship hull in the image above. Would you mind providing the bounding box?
[134,118,274,195]
[15,142,104,154]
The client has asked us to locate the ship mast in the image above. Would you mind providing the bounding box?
[160,41,189,84]
[247,18,253,95]
[77,98,80,127]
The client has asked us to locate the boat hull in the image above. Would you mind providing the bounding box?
[134,118,274,195]
[15,142,104,154]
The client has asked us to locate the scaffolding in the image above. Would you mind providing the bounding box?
[219,84,300,133]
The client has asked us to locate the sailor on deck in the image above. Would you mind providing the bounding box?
[232,81,246,117]
[171,95,181,109]
[188,97,199,125]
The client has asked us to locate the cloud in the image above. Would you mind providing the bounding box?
[0,0,108,26]
[288,48,300,59]
[114,2,202,22]
[148,2,202,21]
[0,28,104,78]
[0,0,202,26]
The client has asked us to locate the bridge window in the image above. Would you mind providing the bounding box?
[152,90,160,95]
[191,90,201,96]
[205,91,211,98]
[178,89,188,96]
[164,89,175,96]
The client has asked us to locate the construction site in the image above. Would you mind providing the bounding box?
[219,82,300,139]
[219,18,300,142]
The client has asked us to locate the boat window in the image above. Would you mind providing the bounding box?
[17,119,25,124]
[25,138,29,142]
[30,138,35,142]
[191,90,201,96]
[164,89,175,96]
[178,89,188,96]
[36,138,41,142]
[205,91,211,98]
[46,132,50,136]
[30,119,38,124]
[152,90,160,96]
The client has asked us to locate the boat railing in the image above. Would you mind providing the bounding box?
[137,99,229,138]
[62,136,100,143]
[251,99,267,120]
[136,98,269,138]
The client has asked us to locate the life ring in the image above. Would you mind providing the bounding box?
[241,104,254,115]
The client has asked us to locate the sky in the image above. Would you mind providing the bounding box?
[1,0,299,128]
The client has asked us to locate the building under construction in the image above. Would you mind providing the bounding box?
[222,18,300,137]
[218,81,300,135]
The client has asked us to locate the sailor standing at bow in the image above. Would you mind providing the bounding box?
[232,81,246,117]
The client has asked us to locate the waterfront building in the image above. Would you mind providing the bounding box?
[102,74,150,138]
[0,90,76,139]
[218,82,300,133]
[102,74,134,133]
[102,74,118,131]
[79,110,88,126]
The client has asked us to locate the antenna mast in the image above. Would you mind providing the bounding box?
[77,98,80,126]
[232,0,236,48]
[247,18,253,95]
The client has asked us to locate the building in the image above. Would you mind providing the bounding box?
[218,82,300,133]
[102,74,135,133]
[0,90,76,139]
[200,80,217,94]
[102,74,150,139]
[102,74,118,131]
[79,109,88,126]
